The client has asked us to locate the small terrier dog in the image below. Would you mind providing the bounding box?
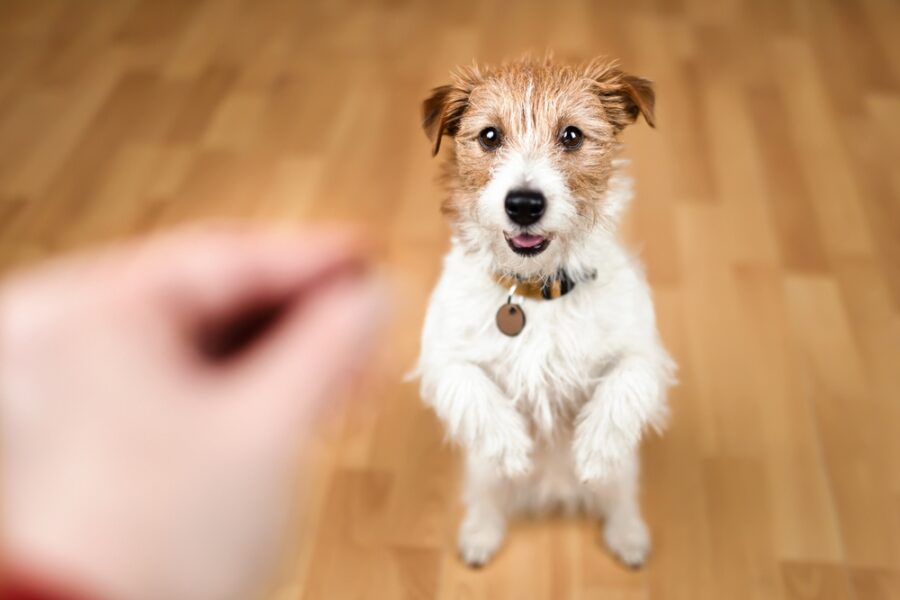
[413,56,675,568]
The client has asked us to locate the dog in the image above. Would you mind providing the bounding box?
[412,56,676,568]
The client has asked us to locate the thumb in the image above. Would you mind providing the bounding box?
[228,266,388,436]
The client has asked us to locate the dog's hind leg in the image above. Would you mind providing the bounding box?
[585,453,651,568]
[458,456,509,567]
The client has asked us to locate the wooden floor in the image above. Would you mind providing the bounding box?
[1,1,899,598]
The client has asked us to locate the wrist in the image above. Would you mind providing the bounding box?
[2,519,142,600]
[2,479,159,600]
[2,561,102,600]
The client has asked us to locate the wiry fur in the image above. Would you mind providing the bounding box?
[412,56,675,568]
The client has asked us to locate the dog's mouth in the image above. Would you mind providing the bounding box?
[504,232,551,257]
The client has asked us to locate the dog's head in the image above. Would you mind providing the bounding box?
[422,56,654,279]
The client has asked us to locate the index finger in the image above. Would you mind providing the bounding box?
[131,223,370,328]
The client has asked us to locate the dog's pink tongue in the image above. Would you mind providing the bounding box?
[511,233,546,248]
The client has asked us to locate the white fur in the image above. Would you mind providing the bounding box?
[412,163,676,567]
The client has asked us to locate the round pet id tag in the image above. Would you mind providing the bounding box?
[496,302,526,336]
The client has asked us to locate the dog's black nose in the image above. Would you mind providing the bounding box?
[505,190,546,226]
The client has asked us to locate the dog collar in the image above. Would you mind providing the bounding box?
[493,269,585,336]
[492,269,577,301]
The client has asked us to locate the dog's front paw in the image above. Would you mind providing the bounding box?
[476,413,533,478]
[495,440,533,478]
[572,422,634,483]
[486,428,533,478]
[604,512,651,568]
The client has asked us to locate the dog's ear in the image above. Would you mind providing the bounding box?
[615,74,655,128]
[585,59,656,130]
[422,85,469,157]
[422,66,481,156]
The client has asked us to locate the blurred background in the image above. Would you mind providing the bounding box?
[1,0,898,598]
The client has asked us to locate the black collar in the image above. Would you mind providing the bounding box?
[494,269,593,301]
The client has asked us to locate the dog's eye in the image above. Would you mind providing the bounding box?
[560,126,583,150]
[478,127,502,151]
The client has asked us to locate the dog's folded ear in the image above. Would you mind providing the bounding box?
[422,85,468,157]
[422,66,480,157]
[585,59,656,130]
[616,74,655,128]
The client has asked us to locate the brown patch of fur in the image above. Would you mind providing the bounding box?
[582,58,656,130]
[422,66,483,157]
[422,56,655,228]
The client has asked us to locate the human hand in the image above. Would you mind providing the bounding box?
[0,225,386,600]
